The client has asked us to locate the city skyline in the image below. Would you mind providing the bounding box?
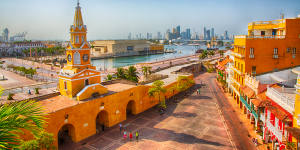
[0,0,299,40]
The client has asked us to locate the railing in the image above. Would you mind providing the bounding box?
[240,96,251,111]
[235,35,285,39]
[266,120,283,142]
[260,113,265,123]
[232,78,241,87]
[266,87,295,114]
[232,67,242,75]
[231,52,245,58]
[248,20,285,26]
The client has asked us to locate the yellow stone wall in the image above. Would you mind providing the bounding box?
[45,75,194,146]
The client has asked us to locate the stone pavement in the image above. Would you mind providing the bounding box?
[61,73,234,150]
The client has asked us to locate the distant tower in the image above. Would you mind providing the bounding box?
[207,29,211,40]
[128,33,132,40]
[203,27,207,40]
[157,32,161,40]
[224,30,229,40]
[211,28,214,39]
[59,1,107,99]
[3,28,9,42]
[186,28,191,40]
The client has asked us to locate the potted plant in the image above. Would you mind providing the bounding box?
[7,93,14,100]
[35,88,40,94]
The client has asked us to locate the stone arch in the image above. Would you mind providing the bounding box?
[126,100,137,118]
[57,124,76,149]
[96,110,109,133]
[74,51,81,64]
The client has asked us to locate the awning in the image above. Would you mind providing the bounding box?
[286,127,300,140]
[241,86,255,98]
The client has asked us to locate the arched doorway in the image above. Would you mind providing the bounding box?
[126,100,136,119]
[96,110,109,133]
[58,124,75,149]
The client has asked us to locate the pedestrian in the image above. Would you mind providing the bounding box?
[198,88,201,95]
[119,123,122,134]
[129,132,133,141]
[123,131,127,141]
[135,131,139,142]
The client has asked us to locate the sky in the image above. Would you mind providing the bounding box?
[0,0,300,41]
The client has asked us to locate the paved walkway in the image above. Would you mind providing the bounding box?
[61,72,234,150]
[0,68,37,89]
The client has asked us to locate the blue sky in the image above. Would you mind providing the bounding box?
[0,0,299,40]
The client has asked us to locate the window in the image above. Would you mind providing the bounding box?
[252,66,256,75]
[64,81,67,90]
[74,51,81,64]
[287,47,291,53]
[85,79,89,86]
[75,35,79,43]
[292,48,296,54]
[274,48,278,55]
[82,36,85,43]
[250,48,254,55]
[127,46,134,51]
[261,31,265,36]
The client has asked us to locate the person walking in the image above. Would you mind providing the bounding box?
[119,123,122,134]
[135,131,139,142]
[123,131,127,141]
[129,132,133,141]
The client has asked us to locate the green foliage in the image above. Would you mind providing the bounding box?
[116,67,126,79]
[148,80,167,108]
[219,50,224,57]
[7,93,14,100]
[126,66,139,83]
[199,50,208,60]
[0,86,3,99]
[19,130,56,150]
[207,68,215,73]
[208,50,215,57]
[0,100,46,149]
[7,65,36,76]
[35,88,40,94]
[142,66,152,78]
[106,74,113,81]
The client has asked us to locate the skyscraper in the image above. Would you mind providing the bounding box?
[211,28,214,39]
[224,30,229,40]
[176,25,181,38]
[157,32,162,40]
[128,33,132,40]
[207,29,211,40]
[166,29,171,40]
[204,27,207,40]
[186,28,191,40]
[3,28,9,42]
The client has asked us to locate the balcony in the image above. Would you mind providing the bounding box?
[266,120,283,142]
[249,54,255,59]
[240,96,251,111]
[248,19,286,30]
[232,67,242,75]
[266,87,295,114]
[231,52,245,58]
[273,54,279,59]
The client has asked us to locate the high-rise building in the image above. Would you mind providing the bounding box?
[211,28,214,39]
[206,29,211,40]
[186,28,191,40]
[2,28,9,42]
[157,32,162,40]
[204,27,207,40]
[224,30,229,40]
[147,33,150,40]
[165,29,171,40]
[176,25,181,38]
[128,33,132,40]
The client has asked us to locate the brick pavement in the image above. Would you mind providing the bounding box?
[60,73,234,150]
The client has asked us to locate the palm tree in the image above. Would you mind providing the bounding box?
[199,50,208,60]
[148,80,167,109]
[116,67,126,79]
[219,50,224,57]
[0,100,46,149]
[126,66,139,83]
[19,130,55,150]
[141,66,152,78]
[106,74,113,81]
[208,50,215,58]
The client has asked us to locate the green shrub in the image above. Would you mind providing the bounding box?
[7,93,14,100]
[35,88,39,94]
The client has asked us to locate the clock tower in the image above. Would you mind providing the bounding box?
[59,1,107,100]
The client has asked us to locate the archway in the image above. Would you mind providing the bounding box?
[96,110,109,133]
[57,124,75,149]
[126,100,136,119]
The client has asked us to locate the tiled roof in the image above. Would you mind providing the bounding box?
[241,86,255,98]
[286,127,300,140]
[266,106,291,123]
[251,99,262,107]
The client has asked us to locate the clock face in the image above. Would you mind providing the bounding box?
[83,54,89,62]
[67,54,72,62]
